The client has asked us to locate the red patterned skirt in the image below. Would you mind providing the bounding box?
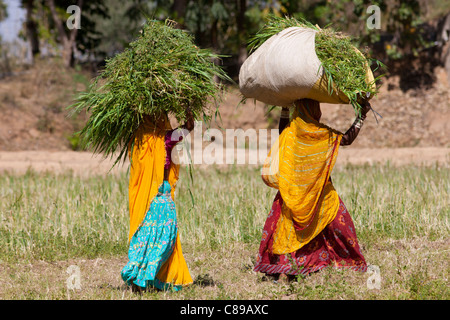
[254,192,367,276]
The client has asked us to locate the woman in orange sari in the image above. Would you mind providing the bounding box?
[121,113,194,292]
[254,98,370,281]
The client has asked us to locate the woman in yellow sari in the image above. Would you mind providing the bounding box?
[254,98,370,281]
[121,113,194,292]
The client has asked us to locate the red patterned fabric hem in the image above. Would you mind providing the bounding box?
[254,192,367,276]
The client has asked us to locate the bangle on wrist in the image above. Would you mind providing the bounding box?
[354,117,364,129]
[280,108,290,119]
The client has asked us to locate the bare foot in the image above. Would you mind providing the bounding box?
[131,283,145,294]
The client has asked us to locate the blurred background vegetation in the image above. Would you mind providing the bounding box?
[0,0,449,85]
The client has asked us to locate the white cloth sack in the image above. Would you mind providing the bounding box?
[239,27,371,107]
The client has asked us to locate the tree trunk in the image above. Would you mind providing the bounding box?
[236,0,247,66]
[211,18,219,50]
[62,40,74,69]
[24,0,40,63]
[172,0,187,21]
[47,0,82,68]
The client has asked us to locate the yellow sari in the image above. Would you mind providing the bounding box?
[262,100,342,255]
[127,115,192,288]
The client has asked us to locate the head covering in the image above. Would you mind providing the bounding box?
[262,99,343,254]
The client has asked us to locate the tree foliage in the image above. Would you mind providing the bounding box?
[11,0,449,76]
[19,0,109,66]
[0,0,6,21]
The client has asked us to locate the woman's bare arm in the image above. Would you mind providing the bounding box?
[164,108,194,180]
[279,107,290,134]
[178,107,195,132]
[340,101,372,146]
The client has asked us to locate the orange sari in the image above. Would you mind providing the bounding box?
[126,115,192,288]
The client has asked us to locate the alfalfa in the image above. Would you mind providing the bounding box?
[69,19,230,166]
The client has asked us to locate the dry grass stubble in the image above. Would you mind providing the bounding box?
[0,238,448,300]
[0,164,448,300]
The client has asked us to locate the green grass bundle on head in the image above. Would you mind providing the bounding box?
[248,15,385,114]
[69,19,230,167]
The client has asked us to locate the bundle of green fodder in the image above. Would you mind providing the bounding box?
[69,19,229,166]
[239,15,385,115]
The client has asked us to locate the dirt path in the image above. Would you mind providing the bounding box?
[0,147,448,176]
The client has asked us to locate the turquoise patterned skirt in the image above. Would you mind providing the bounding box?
[121,181,181,291]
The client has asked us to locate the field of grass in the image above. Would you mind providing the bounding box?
[0,163,448,300]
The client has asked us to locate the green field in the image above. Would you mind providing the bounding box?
[0,163,448,300]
